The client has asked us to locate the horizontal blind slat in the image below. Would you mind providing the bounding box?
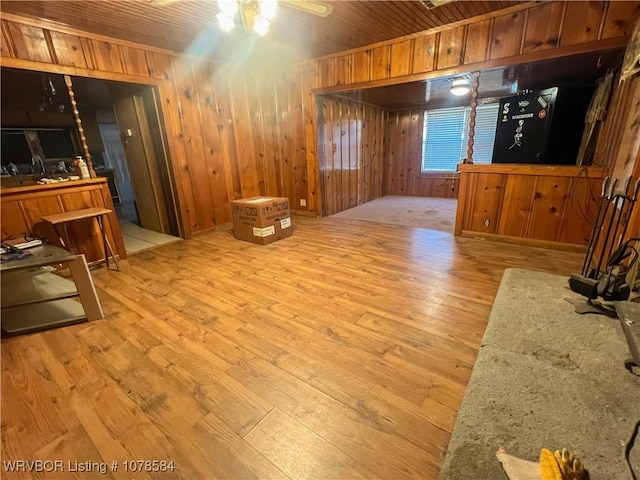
[422,103,499,171]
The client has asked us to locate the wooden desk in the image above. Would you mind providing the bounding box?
[1,244,104,335]
[42,207,120,271]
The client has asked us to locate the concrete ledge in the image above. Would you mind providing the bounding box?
[439,268,640,480]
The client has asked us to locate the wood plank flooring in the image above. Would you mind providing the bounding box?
[1,215,584,479]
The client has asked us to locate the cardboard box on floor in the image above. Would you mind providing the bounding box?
[231,197,292,245]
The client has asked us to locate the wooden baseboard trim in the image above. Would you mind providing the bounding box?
[192,222,233,236]
[292,210,321,218]
[460,230,587,253]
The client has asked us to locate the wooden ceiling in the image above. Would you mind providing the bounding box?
[0,0,521,63]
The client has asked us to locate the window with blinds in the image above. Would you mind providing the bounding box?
[421,103,499,172]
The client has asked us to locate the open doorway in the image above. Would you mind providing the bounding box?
[72,76,181,253]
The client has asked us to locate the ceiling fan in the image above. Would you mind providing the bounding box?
[150,0,333,36]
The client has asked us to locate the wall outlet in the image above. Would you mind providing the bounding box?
[484,218,490,227]
[299,199,307,207]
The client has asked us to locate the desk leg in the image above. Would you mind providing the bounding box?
[51,224,68,250]
[69,254,104,321]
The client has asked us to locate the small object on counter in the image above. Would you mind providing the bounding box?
[56,161,68,173]
[36,177,73,185]
[7,163,18,176]
[74,156,90,179]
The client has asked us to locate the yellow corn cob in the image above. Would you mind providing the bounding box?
[540,448,563,480]
[554,448,585,480]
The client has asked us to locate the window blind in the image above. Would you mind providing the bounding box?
[421,107,467,172]
[421,103,499,172]
[463,103,500,165]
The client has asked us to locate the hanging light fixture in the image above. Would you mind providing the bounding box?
[37,75,65,112]
[216,0,238,32]
[450,77,471,96]
[217,0,278,36]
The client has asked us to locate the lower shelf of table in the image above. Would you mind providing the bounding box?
[1,298,88,335]
[1,268,79,307]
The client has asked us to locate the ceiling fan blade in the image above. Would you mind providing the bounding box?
[280,0,333,17]
[422,0,457,10]
[149,0,183,6]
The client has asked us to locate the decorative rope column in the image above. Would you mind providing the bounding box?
[465,71,481,164]
[64,75,96,178]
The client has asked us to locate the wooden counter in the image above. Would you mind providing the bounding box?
[1,178,127,263]
[455,164,604,251]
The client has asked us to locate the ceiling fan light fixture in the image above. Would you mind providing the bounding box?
[216,11,236,32]
[451,77,471,96]
[281,0,332,17]
[253,15,270,35]
[260,0,278,20]
[217,0,238,15]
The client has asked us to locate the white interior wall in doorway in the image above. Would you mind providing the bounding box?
[98,123,134,204]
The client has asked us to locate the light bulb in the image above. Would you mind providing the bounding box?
[217,0,238,15]
[253,16,270,36]
[217,12,235,32]
[451,78,471,96]
[260,0,278,20]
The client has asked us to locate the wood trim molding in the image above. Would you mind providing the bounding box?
[312,37,629,96]
[460,230,588,253]
[0,12,179,57]
[0,11,228,66]
[303,1,539,65]
[0,178,107,198]
[457,164,605,178]
[0,56,161,84]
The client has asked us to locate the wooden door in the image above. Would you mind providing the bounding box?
[109,83,171,234]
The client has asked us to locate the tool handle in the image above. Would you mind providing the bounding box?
[622,176,632,197]
[608,178,619,200]
[601,176,610,197]
[632,177,640,201]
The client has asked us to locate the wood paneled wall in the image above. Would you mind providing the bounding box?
[151,61,318,235]
[599,74,640,246]
[385,108,459,198]
[455,164,604,249]
[1,14,319,238]
[314,1,639,90]
[318,96,386,216]
[1,2,638,238]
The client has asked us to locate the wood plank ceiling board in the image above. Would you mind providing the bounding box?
[0,0,523,62]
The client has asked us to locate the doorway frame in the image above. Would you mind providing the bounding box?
[2,64,183,240]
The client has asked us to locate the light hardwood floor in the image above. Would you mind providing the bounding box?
[1,215,584,479]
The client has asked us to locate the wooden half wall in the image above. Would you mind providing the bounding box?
[455,164,605,250]
[1,2,638,237]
